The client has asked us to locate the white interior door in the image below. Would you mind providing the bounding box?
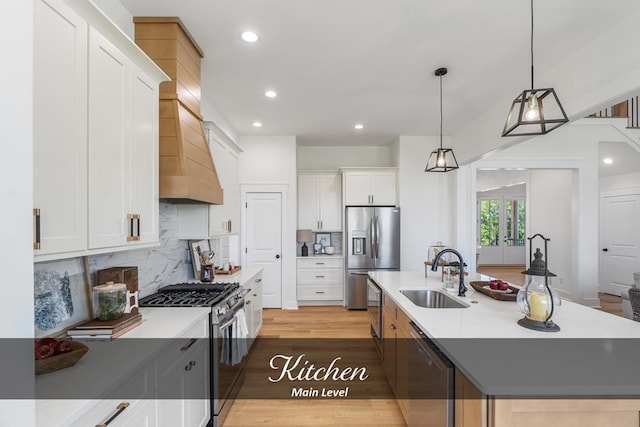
[246,193,282,308]
[477,196,526,265]
[600,193,640,295]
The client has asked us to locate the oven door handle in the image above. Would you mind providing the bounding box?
[219,316,237,331]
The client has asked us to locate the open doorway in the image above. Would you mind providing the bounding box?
[475,170,527,285]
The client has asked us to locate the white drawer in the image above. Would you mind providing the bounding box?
[70,362,155,426]
[297,268,343,285]
[297,257,343,269]
[298,284,343,300]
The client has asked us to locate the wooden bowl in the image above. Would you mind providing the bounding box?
[35,341,89,375]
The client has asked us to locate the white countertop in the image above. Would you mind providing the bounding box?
[296,254,343,259]
[369,270,640,339]
[211,266,262,287]
[369,270,640,396]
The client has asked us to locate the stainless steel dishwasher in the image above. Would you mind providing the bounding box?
[408,322,455,427]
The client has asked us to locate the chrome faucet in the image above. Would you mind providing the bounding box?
[431,248,467,297]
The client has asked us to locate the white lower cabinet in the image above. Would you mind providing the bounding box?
[244,272,264,345]
[297,257,344,304]
[156,338,210,427]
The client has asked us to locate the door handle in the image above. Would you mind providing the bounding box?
[374,216,380,258]
[369,217,375,259]
[602,248,608,252]
[276,254,281,259]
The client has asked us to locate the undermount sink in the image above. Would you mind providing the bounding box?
[400,289,469,309]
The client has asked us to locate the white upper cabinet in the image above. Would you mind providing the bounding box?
[88,28,160,249]
[343,168,398,206]
[34,0,88,255]
[33,0,166,260]
[129,66,159,244]
[297,172,342,231]
[88,27,130,249]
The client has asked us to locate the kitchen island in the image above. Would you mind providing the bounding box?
[369,270,640,427]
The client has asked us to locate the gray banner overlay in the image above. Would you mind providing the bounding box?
[17,338,640,399]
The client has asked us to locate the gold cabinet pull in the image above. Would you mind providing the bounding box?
[126,213,141,241]
[33,208,41,250]
[95,402,129,427]
[180,338,198,352]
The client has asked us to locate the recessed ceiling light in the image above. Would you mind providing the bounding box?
[241,31,259,43]
[603,158,613,165]
[252,121,262,128]
[265,90,277,98]
[354,123,364,130]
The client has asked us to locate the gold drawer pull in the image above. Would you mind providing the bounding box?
[33,208,41,250]
[180,338,198,351]
[96,402,129,427]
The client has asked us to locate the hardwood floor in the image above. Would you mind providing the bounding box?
[476,265,526,286]
[477,265,624,317]
[224,307,406,427]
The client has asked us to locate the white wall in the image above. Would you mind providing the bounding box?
[297,145,396,170]
[600,171,640,193]
[528,170,576,299]
[463,122,626,305]
[1,0,35,423]
[397,136,452,270]
[239,136,298,309]
[451,7,640,164]
[93,0,134,38]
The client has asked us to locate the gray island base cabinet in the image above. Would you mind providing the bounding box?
[369,270,640,427]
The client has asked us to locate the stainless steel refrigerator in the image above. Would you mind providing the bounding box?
[346,206,400,309]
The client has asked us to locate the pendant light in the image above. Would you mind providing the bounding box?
[425,67,459,172]
[502,0,569,137]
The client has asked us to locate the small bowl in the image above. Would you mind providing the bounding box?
[324,246,335,255]
[35,341,89,375]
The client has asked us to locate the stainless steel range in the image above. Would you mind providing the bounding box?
[139,282,248,427]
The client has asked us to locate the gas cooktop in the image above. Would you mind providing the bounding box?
[138,282,240,307]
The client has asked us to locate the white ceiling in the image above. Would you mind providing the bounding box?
[120,0,640,146]
[599,141,640,178]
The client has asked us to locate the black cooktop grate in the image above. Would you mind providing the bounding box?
[139,282,240,307]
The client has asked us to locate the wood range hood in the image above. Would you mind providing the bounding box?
[134,17,223,204]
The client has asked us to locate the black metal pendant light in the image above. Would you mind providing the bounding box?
[426,67,459,172]
[502,0,569,137]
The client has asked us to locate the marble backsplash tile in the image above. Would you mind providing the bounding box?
[34,202,191,337]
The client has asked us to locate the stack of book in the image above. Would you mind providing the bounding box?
[67,312,142,340]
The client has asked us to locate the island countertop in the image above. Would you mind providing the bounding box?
[368,270,640,396]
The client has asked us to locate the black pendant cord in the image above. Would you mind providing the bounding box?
[530,0,534,91]
[439,73,443,150]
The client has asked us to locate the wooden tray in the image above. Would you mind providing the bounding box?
[214,266,241,275]
[36,341,89,375]
[469,281,518,302]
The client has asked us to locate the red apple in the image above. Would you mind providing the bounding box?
[498,282,509,291]
[54,340,74,355]
[489,280,499,290]
[35,344,55,360]
[38,337,57,347]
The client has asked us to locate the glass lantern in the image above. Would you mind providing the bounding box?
[516,234,561,332]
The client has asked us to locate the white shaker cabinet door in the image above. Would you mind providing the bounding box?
[370,171,397,206]
[297,174,320,230]
[344,172,371,206]
[319,173,342,230]
[128,66,159,245]
[34,0,88,255]
[88,27,130,249]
